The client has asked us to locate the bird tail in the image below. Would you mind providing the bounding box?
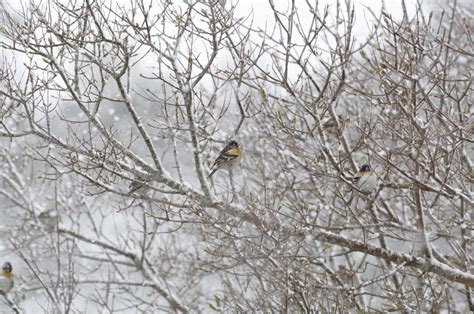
[346,190,355,206]
[208,168,217,178]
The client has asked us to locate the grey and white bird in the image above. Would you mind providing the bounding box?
[38,210,60,229]
[129,176,153,195]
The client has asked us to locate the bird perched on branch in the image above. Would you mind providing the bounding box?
[0,262,13,293]
[208,140,243,178]
[129,175,153,195]
[347,164,377,205]
[38,210,61,230]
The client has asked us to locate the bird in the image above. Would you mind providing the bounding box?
[208,140,243,178]
[38,210,60,229]
[321,115,347,136]
[346,164,377,205]
[129,175,152,195]
[0,262,14,294]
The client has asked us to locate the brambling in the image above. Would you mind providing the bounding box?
[208,140,243,177]
[347,164,377,205]
[0,262,13,293]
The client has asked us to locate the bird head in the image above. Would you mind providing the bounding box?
[359,164,371,172]
[2,262,12,273]
[228,140,239,148]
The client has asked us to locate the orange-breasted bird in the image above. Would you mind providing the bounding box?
[0,262,13,293]
[208,140,243,178]
[347,164,377,205]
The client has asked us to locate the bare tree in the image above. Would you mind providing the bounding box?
[0,0,472,312]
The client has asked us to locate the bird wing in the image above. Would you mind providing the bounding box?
[352,171,364,183]
[211,147,240,169]
[221,147,240,159]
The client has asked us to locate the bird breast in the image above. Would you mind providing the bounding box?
[358,174,377,193]
[0,274,13,293]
